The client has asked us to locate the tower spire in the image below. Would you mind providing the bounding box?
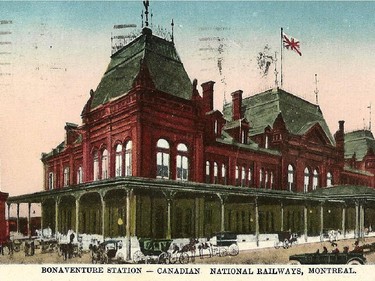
[143,0,150,27]
[368,103,372,131]
[314,73,319,105]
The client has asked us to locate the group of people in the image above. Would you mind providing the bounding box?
[317,240,363,254]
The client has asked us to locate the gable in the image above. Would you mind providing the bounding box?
[303,123,332,145]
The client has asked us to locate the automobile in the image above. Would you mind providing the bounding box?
[90,239,126,264]
[289,252,366,265]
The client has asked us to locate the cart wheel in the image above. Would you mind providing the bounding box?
[283,239,289,249]
[179,252,189,264]
[133,250,145,264]
[169,253,178,264]
[228,244,239,256]
[288,260,301,265]
[158,252,170,264]
[219,247,227,257]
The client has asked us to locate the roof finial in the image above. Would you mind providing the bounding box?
[274,51,279,88]
[171,19,174,43]
[314,73,319,105]
[143,0,150,27]
[141,11,144,28]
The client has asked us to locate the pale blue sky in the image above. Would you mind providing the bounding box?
[1,1,375,197]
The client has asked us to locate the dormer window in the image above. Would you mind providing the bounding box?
[48,172,54,190]
[265,135,269,148]
[214,120,218,135]
[241,129,247,144]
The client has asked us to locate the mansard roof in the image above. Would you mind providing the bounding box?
[90,27,192,110]
[344,129,375,161]
[223,88,335,145]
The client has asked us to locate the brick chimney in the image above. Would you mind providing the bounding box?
[231,90,243,120]
[201,81,215,113]
[334,120,345,161]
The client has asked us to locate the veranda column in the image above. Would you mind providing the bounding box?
[100,193,106,239]
[75,197,80,235]
[16,203,20,233]
[162,190,175,240]
[320,203,324,241]
[360,203,365,239]
[27,202,31,236]
[40,201,44,232]
[55,197,60,235]
[217,194,226,232]
[304,204,308,242]
[342,204,346,238]
[255,197,259,247]
[355,201,359,239]
[126,188,133,261]
[280,201,284,232]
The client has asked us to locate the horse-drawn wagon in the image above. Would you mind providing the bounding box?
[133,238,173,264]
[209,232,239,257]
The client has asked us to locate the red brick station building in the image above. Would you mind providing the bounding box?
[5,18,375,253]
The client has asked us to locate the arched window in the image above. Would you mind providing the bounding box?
[241,166,246,187]
[214,120,218,135]
[248,168,252,187]
[125,141,132,176]
[221,164,226,185]
[115,144,123,177]
[157,139,170,179]
[48,172,54,190]
[77,166,83,184]
[176,143,188,181]
[327,172,333,187]
[270,172,274,189]
[304,167,310,193]
[101,149,109,179]
[313,169,319,190]
[63,167,69,187]
[213,162,218,183]
[235,166,240,186]
[259,168,264,188]
[288,164,294,191]
[93,150,99,181]
[205,161,210,183]
[265,170,269,188]
[265,135,269,149]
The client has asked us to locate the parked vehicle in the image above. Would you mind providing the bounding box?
[289,252,366,265]
[274,231,299,249]
[209,231,239,257]
[133,238,173,264]
[90,239,125,264]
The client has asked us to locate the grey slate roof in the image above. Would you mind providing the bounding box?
[91,28,192,109]
[223,88,335,145]
[344,130,375,161]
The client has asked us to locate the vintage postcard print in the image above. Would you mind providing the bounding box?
[1,1,375,281]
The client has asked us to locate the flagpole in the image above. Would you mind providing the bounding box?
[280,27,283,89]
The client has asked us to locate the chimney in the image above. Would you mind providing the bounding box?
[334,120,345,161]
[231,90,243,120]
[201,81,215,113]
[339,120,345,132]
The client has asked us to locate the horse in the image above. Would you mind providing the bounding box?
[198,241,212,259]
[180,238,199,259]
[328,229,341,242]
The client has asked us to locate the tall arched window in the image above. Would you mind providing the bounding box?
[213,162,218,183]
[77,166,83,184]
[327,172,333,187]
[176,143,188,181]
[63,167,70,187]
[259,168,264,188]
[288,164,294,191]
[235,166,240,186]
[304,167,310,193]
[241,166,246,186]
[48,172,54,190]
[125,141,132,176]
[270,172,274,189]
[221,163,226,185]
[102,149,109,179]
[115,144,123,177]
[93,150,99,181]
[205,161,210,183]
[157,139,170,179]
[248,168,252,187]
[313,169,319,190]
[265,170,269,188]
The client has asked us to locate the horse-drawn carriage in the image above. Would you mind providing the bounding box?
[133,238,174,264]
[274,231,299,249]
[208,232,239,257]
[90,239,125,264]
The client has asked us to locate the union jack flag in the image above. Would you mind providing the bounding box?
[283,32,302,56]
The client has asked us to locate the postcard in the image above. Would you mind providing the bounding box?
[0,1,375,281]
